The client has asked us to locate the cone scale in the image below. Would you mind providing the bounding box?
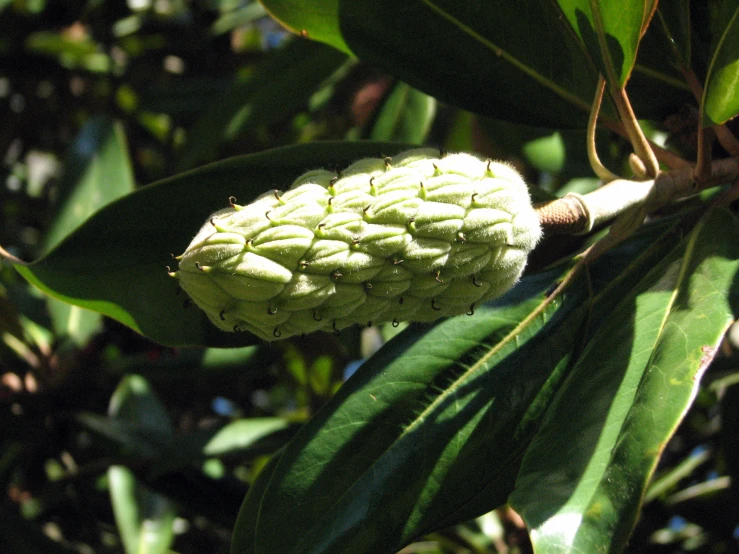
[171,149,541,341]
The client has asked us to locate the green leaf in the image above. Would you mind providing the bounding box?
[211,2,267,35]
[108,375,176,554]
[369,82,437,144]
[556,0,657,86]
[25,30,110,72]
[233,217,688,553]
[340,0,601,128]
[75,414,165,459]
[151,418,296,475]
[510,209,739,553]
[625,1,693,119]
[702,3,739,125]
[259,0,351,54]
[653,0,691,69]
[235,266,585,553]
[45,117,135,252]
[44,117,135,345]
[176,39,348,171]
[231,453,282,554]
[0,142,414,347]
[108,466,177,554]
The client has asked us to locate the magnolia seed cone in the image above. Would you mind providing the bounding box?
[172,149,541,341]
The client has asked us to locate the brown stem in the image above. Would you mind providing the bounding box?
[694,126,715,184]
[536,156,739,233]
[611,86,660,177]
[600,117,692,170]
[588,76,620,181]
[0,244,28,265]
[716,126,739,157]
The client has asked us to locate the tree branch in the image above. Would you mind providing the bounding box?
[536,157,739,234]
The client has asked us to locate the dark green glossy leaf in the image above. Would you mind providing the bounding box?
[340,0,601,128]
[369,82,436,144]
[44,117,135,345]
[702,3,739,125]
[233,216,688,553]
[235,266,584,554]
[0,142,413,347]
[259,0,350,54]
[510,209,739,553]
[108,375,176,554]
[231,453,282,554]
[626,1,693,120]
[176,39,347,171]
[653,0,691,68]
[556,0,657,86]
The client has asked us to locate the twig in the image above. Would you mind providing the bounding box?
[611,86,660,178]
[694,126,715,184]
[588,76,620,182]
[536,156,739,233]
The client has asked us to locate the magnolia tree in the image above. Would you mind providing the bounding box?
[2,1,739,553]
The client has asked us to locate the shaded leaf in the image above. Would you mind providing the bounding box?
[625,1,694,120]
[653,0,692,69]
[152,418,297,475]
[75,413,165,459]
[176,39,347,171]
[108,375,176,554]
[702,3,739,125]
[340,0,601,128]
[510,209,739,553]
[231,453,283,553]
[0,142,413,347]
[259,0,351,54]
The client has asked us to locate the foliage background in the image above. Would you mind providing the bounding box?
[1,1,739,553]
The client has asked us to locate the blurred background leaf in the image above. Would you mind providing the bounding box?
[107,375,176,554]
[42,116,135,346]
[259,0,351,54]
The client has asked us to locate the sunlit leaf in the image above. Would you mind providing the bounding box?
[556,0,657,86]
[232,216,688,553]
[510,209,739,553]
[702,3,739,125]
[108,375,176,554]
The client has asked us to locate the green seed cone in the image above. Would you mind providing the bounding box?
[173,149,541,340]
